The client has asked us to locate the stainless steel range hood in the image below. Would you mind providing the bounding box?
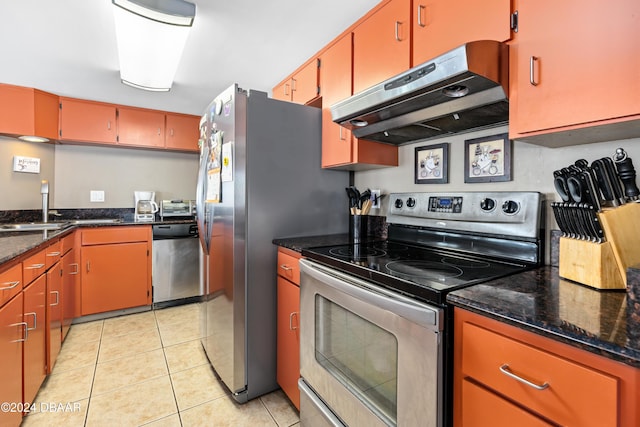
[331,40,509,145]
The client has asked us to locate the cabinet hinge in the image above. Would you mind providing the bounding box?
[59,102,62,110]
[316,58,321,69]
[60,268,63,277]
[147,249,149,256]
[511,10,518,33]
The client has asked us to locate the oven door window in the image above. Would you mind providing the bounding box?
[315,295,398,425]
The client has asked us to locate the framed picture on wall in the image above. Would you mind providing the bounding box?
[415,143,449,184]
[464,133,512,183]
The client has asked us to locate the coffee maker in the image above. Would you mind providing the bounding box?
[134,191,158,222]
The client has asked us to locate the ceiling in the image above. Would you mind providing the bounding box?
[0,0,380,116]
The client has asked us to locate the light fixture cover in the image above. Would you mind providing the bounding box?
[112,0,196,91]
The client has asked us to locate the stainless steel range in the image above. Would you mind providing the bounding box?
[299,191,545,427]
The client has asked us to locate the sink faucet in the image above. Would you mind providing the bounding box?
[41,180,49,223]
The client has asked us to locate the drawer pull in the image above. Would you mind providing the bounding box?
[47,251,61,257]
[10,321,28,342]
[289,312,299,331]
[25,263,45,270]
[280,264,293,272]
[25,312,37,331]
[0,280,20,291]
[51,290,60,306]
[499,364,549,391]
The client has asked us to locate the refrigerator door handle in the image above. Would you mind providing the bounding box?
[196,140,210,253]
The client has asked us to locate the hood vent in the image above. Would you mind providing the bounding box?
[331,40,509,145]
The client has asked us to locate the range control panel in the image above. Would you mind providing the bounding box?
[387,192,544,239]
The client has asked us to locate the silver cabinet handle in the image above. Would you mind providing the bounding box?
[395,21,403,41]
[292,78,297,92]
[70,263,79,275]
[284,83,290,97]
[25,312,37,331]
[280,264,293,272]
[157,127,161,136]
[47,251,61,257]
[51,290,60,306]
[0,280,20,291]
[417,5,426,27]
[499,364,549,390]
[11,322,28,342]
[107,120,111,130]
[86,261,91,273]
[170,128,175,137]
[289,312,299,331]
[529,56,539,86]
[25,263,45,270]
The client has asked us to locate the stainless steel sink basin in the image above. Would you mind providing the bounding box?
[0,222,71,232]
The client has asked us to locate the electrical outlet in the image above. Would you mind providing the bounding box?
[90,190,105,202]
[371,189,381,208]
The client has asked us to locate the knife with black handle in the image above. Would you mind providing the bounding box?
[601,157,626,205]
[585,203,606,242]
[613,148,640,201]
[591,159,620,207]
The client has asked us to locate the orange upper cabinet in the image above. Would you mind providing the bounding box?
[59,97,117,144]
[509,0,640,146]
[273,57,321,105]
[321,34,399,170]
[165,113,199,152]
[117,106,165,148]
[0,84,59,141]
[412,0,512,65]
[353,0,411,94]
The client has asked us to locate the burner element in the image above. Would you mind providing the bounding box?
[441,257,490,269]
[385,260,463,282]
[328,246,386,259]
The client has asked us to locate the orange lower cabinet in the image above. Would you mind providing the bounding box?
[46,262,63,374]
[0,293,25,427]
[277,276,300,409]
[23,275,47,403]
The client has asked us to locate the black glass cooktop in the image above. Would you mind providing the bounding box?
[302,240,530,305]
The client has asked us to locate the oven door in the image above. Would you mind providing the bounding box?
[299,259,444,427]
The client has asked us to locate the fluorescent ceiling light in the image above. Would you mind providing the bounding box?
[112,0,196,92]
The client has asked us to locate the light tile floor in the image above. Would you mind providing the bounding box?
[21,303,300,427]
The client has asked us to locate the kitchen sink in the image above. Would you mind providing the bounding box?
[65,218,123,225]
[0,222,72,232]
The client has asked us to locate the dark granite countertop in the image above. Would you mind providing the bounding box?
[447,266,640,368]
[273,234,351,253]
[0,218,195,265]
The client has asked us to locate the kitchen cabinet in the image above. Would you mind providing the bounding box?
[80,226,152,315]
[46,261,63,374]
[353,0,410,94]
[453,307,640,426]
[23,274,47,405]
[411,0,511,65]
[0,83,59,141]
[0,292,24,427]
[276,247,301,410]
[273,58,321,105]
[61,231,79,339]
[59,97,118,144]
[320,34,399,170]
[117,106,165,148]
[509,0,640,147]
[1,264,23,308]
[165,113,200,152]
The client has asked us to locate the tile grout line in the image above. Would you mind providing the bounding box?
[82,319,104,427]
[155,309,185,427]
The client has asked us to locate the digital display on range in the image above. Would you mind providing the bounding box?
[428,196,463,213]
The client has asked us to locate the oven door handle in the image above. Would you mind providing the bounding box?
[300,259,442,330]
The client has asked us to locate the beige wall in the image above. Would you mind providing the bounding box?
[0,136,198,210]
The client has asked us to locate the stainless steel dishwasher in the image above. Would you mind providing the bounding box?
[152,222,201,308]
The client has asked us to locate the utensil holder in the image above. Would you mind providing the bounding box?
[349,215,368,244]
[559,203,640,289]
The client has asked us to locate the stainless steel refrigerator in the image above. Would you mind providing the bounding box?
[196,84,348,403]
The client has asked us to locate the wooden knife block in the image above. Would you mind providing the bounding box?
[559,202,640,290]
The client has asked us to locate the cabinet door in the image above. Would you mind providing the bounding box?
[277,276,300,410]
[510,0,640,136]
[46,262,62,374]
[59,97,117,143]
[61,247,79,340]
[81,242,150,315]
[23,275,47,404]
[165,113,200,152]
[272,80,292,102]
[353,0,410,94]
[412,0,511,65]
[321,34,354,168]
[117,107,165,148]
[1,264,23,308]
[0,84,59,140]
[0,294,24,427]
[291,59,320,105]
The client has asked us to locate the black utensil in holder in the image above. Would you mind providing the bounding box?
[349,215,368,244]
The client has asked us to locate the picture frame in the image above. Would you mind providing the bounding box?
[415,143,449,184]
[464,133,512,183]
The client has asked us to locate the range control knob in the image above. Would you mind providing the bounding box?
[394,198,403,209]
[502,200,520,214]
[480,198,496,211]
[406,197,416,208]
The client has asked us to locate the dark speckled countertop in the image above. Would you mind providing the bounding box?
[447,266,640,368]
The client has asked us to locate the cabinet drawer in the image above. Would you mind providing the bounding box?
[45,240,62,269]
[277,248,301,285]
[23,249,47,285]
[81,226,150,245]
[0,263,23,307]
[461,321,618,426]
[60,231,75,255]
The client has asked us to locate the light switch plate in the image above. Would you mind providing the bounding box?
[90,190,105,202]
